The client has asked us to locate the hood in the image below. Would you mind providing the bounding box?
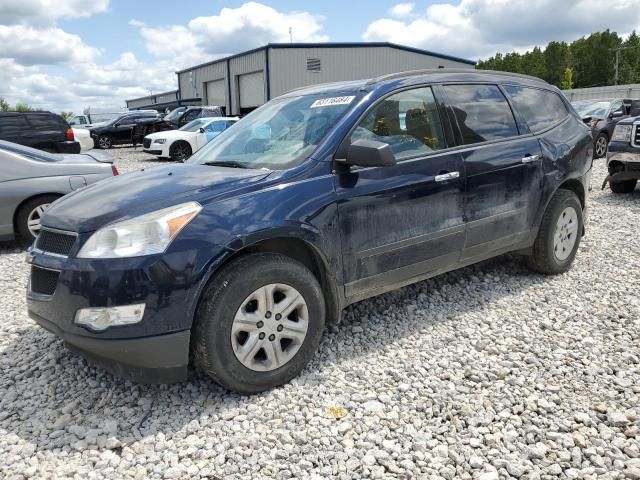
[616,116,640,125]
[42,164,270,233]
[145,129,193,140]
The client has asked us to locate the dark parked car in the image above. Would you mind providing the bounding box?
[0,140,116,242]
[572,98,632,158]
[602,100,640,193]
[0,112,80,154]
[27,69,592,393]
[90,111,161,149]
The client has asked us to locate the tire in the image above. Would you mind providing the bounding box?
[610,179,637,194]
[526,190,583,275]
[193,253,326,394]
[169,141,192,162]
[15,195,60,242]
[97,135,112,149]
[594,133,608,159]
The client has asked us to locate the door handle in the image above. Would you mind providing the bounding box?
[522,154,541,164]
[434,171,460,182]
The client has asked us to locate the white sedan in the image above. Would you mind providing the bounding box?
[143,117,238,161]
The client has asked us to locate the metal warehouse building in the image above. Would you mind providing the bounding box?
[128,42,475,114]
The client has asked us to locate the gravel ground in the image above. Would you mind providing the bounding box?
[1,150,639,479]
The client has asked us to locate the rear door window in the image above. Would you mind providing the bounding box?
[443,84,519,144]
[0,115,30,138]
[182,109,201,122]
[351,86,447,161]
[503,85,569,133]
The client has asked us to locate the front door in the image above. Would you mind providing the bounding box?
[442,83,543,260]
[335,85,466,301]
[113,115,136,144]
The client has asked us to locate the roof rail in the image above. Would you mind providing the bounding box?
[367,68,549,85]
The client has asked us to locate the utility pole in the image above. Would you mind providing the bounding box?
[610,46,632,85]
[289,26,293,43]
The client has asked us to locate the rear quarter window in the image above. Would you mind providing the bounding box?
[443,84,519,145]
[27,114,67,131]
[503,86,569,133]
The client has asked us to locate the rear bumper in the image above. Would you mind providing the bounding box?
[56,141,81,154]
[29,310,190,383]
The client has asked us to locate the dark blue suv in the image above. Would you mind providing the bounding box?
[27,70,593,393]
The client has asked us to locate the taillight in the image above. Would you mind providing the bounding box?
[111,164,119,176]
[66,128,74,141]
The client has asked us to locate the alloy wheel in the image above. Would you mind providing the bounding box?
[231,283,309,372]
[27,203,50,238]
[595,136,607,157]
[553,206,578,261]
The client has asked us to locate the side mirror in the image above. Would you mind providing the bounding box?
[610,111,623,119]
[199,127,205,133]
[344,139,396,168]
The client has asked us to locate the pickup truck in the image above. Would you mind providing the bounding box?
[603,100,640,194]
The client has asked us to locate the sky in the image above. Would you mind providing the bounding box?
[1,0,639,113]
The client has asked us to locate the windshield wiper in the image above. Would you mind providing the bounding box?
[202,160,247,169]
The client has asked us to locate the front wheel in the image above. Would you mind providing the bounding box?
[594,133,608,159]
[169,141,192,162]
[610,178,637,194]
[526,190,583,274]
[193,253,326,393]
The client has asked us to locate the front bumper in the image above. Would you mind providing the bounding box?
[25,232,228,383]
[603,150,640,188]
[143,148,164,156]
[30,310,189,383]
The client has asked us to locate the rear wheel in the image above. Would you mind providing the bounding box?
[594,133,608,158]
[169,141,192,162]
[16,195,60,242]
[526,190,583,274]
[610,178,637,194]
[193,253,326,393]
[97,135,112,149]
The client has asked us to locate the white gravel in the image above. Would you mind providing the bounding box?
[1,151,639,479]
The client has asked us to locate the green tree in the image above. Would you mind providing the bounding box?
[560,67,574,90]
[59,111,73,121]
[0,97,10,112]
[14,103,34,112]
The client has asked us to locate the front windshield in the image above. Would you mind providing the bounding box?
[180,119,209,132]
[164,107,186,122]
[188,92,360,170]
[573,101,610,118]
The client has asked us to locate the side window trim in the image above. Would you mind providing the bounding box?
[333,83,454,166]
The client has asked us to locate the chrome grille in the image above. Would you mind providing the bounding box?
[30,266,59,295]
[35,229,76,256]
[632,124,640,148]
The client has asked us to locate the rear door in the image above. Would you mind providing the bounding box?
[335,85,466,301]
[0,114,30,147]
[442,83,543,261]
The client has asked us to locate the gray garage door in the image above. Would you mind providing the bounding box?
[238,71,264,108]
[205,79,225,107]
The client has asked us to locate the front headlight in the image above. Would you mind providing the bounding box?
[77,202,202,258]
[154,138,166,144]
[612,125,632,142]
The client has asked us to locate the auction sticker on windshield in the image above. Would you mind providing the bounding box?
[310,96,355,108]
